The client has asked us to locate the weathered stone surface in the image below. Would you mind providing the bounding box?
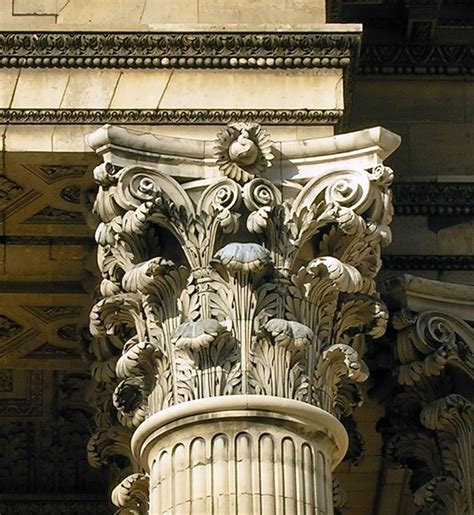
[379,275,474,515]
[87,122,398,512]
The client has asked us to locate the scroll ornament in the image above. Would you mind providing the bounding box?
[383,310,474,515]
[87,123,394,509]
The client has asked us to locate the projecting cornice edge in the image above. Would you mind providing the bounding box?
[87,124,401,180]
[380,274,474,321]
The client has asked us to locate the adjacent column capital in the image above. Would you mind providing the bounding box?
[380,275,474,515]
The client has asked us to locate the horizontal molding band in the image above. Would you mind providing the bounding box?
[1,33,472,76]
[392,182,474,215]
[0,502,109,515]
[0,108,344,125]
[359,44,474,76]
[383,255,474,270]
[0,236,93,245]
[0,31,359,69]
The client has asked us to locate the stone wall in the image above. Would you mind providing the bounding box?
[1,0,325,27]
[350,78,474,287]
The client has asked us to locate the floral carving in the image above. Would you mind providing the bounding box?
[214,123,274,183]
[0,31,360,69]
[111,473,149,515]
[380,308,474,515]
[89,123,395,503]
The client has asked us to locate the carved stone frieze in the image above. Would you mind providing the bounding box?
[0,315,23,340]
[0,108,345,126]
[0,31,360,69]
[383,254,474,271]
[393,182,474,216]
[87,122,399,511]
[360,44,474,76]
[0,175,24,210]
[380,278,474,515]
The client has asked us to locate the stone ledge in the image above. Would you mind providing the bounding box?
[380,273,474,321]
[0,29,361,69]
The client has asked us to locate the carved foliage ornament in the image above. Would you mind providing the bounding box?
[0,32,359,69]
[88,124,394,507]
[214,123,274,183]
[383,309,474,515]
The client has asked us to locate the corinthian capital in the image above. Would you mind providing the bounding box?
[380,275,474,515]
[86,123,399,513]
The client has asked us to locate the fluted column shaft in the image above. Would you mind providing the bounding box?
[86,123,399,514]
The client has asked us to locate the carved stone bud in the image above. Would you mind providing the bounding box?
[214,122,274,183]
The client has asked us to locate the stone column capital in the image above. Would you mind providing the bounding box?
[87,123,398,513]
[380,275,474,515]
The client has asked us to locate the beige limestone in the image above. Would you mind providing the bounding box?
[159,69,343,110]
[388,216,438,255]
[132,396,346,514]
[0,1,56,26]
[4,125,56,152]
[2,0,327,26]
[409,122,474,176]
[196,0,325,25]
[60,0,326,26]
[0,70,20,109]
[140,0,199,24]
[0,66,343,124]
[12,69,70,109]
[351,79,465,123]
[13,0,68,14]
[59,70,121,109]
[380,274,474,321]
[438,222,474,254]
[109,70,173,109]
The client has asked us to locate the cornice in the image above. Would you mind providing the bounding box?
[381,274,474,319]
[0,108,344,125]
[393,182,474,215]
[0,30,361,70]
[383,255,474,270]
[359,44,474,76]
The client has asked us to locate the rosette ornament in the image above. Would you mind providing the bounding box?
[214,122,274,183]
[86,122,399,514]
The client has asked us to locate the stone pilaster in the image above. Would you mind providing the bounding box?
[86,123,399,514]
[379,275,474,515]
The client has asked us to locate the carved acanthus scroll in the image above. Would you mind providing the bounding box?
[86,123,395,508]
[381,308,474,515]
